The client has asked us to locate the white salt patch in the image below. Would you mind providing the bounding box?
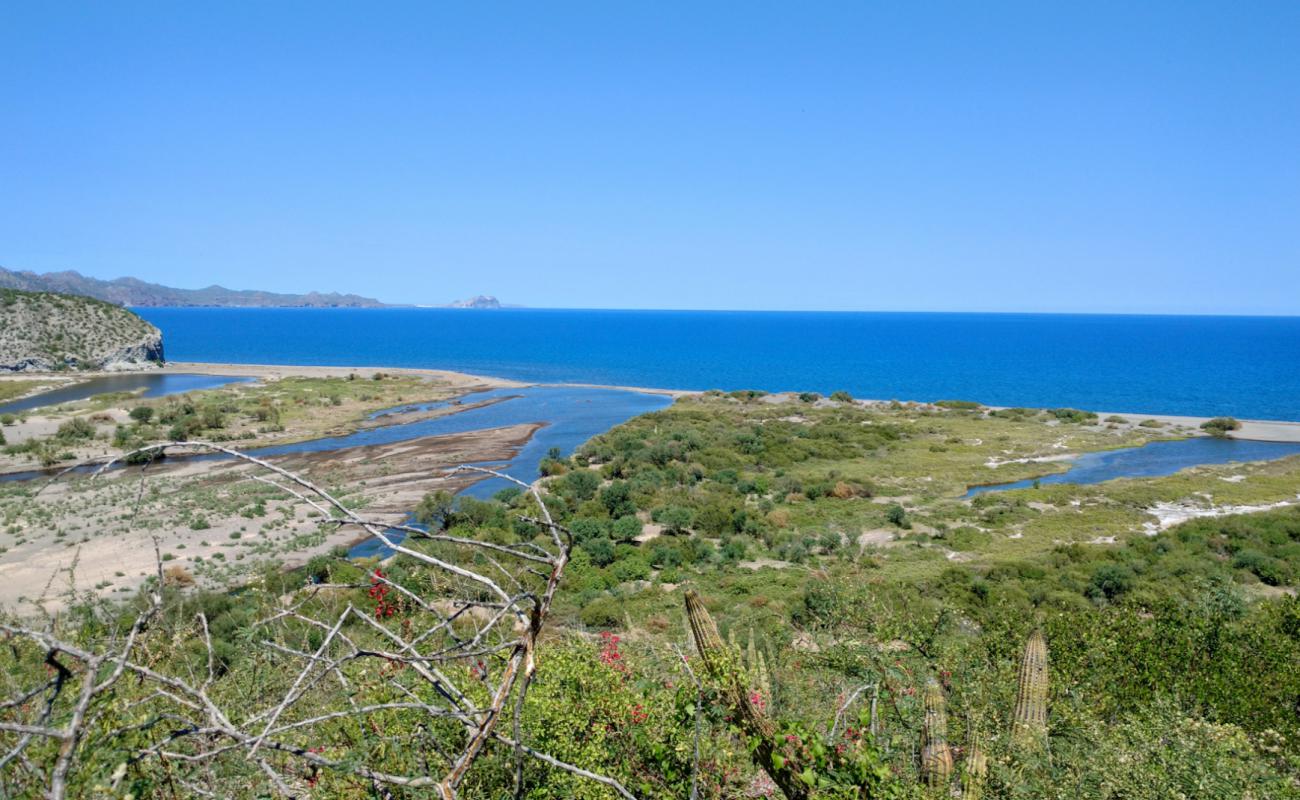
[984,454,1076,469]
[1142,495,1300,535]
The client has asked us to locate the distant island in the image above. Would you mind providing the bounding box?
[444,295,509,309]
[0,266,389,308]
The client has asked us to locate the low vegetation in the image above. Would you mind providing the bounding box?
[0,288,161,371]
[2,390,1298,798]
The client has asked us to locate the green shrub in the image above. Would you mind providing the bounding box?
[611,557,650,582]
[611,515,642,543]
[1232,548,1290,585]
[56,416,96,441]
[653,505,694,534]
[1088,563,1136,600]
[581,536,616,566]
[1050,407,1098,423]
[129,406,155,423]
[1201,417,1242,436]
[578,597,623,628]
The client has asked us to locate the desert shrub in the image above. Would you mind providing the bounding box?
[1088,563,1136,600]
[569,517,610,544]
[1201,417,1242,436]
[558,468,599,501]
[1050,407,1098,423]
[599,481,636,518]
[611,557,650,583]
[1232,548,1290,585]
[578,597,623,628]
[935,399,981,410]
[611,515,643,543]
[129,406,155,423]
[581,537,616,567]
[56,416,96,441]
[653,505,694,535]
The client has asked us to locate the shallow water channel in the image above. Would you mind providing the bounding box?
[0,373,254,415]
[966,436,1300,497]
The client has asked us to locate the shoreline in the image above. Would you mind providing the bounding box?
[7,360,1300,442]
[161,361,697,398]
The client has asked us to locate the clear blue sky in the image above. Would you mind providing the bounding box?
[3,2,1298,313]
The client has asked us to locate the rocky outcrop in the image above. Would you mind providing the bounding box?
[446,295,505,309]
[0,288,165,372]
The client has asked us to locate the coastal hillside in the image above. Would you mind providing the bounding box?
[0,266,388,308]
[0,288,163,371]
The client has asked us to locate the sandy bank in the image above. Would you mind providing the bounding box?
[163,361,520,390]
[0,422,540,612]
[1095,411,1300,444]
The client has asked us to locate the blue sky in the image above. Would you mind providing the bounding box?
[2,2,1298,313]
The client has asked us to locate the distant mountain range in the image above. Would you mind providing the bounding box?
[0,266,521,310]
[0,267,389,308]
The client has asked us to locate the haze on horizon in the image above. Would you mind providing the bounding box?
[2,3,1298,315]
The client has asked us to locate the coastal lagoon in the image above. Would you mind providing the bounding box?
[968,436,1300,496]
[136,308,1300,421]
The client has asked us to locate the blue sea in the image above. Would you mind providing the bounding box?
[134,308,1300,421]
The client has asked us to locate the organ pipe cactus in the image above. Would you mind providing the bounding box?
[748,627,773,701]
[684,591,810,800]
[961,729,988,799]
[920,678,953,788]
[1012,628,1049,747]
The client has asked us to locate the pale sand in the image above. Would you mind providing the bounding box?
[0,422,539,612]
[165,362,695,398]
[1093,411,1300,444]
[163,361,520,389]
[1141,494,1300,535]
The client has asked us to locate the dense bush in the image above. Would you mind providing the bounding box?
[1202,416,1243,436]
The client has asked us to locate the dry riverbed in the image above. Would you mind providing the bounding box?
[0,422,540,611]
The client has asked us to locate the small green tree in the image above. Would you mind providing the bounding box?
[129,406,155,423]
[611,515,643,543]
[655,505,694,534]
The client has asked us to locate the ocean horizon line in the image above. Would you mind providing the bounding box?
[125,304,1300,319]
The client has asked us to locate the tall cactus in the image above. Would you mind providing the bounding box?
[1011,628,1049,748]
[920,678,953,788]
[960,728,988,799]
[747,627,773,701]
[685,591,810,800]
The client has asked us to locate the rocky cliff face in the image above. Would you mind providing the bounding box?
[0,289,164,372]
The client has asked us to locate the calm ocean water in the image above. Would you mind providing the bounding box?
[134,308,1300,421]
